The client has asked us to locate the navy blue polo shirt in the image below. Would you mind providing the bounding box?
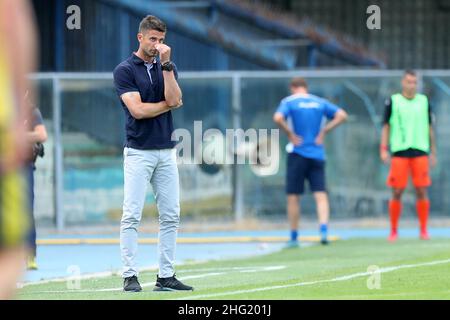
[113,53,178,150]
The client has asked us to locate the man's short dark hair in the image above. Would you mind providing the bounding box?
[290,77,308,89]
[139,15,166,33]
[404,69,417,77]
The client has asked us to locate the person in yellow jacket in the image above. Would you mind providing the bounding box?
[380,70,437,242]
[0,0,37,299]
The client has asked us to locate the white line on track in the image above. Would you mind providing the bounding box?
[174,258,450,300]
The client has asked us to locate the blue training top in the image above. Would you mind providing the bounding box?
[276,93,339,161]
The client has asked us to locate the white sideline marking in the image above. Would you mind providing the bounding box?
[23,266,286,294]
[175,258,450,300]
[241,266,285,273]
[34,272,226,294]
[19,264,159,288]
[21,265,286,288]
[181,265,286,273]
[19,271,118,288]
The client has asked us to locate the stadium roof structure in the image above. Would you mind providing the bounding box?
[102,0,386,69]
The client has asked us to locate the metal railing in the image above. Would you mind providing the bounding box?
[29,70,450,230]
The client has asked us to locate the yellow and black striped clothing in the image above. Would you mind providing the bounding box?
[0,42,29,248]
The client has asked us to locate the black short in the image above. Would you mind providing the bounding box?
[286,153,326,195]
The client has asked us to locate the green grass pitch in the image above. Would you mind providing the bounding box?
[17,238,450,300]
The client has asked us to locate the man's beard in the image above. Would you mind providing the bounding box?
[144,48,157,59]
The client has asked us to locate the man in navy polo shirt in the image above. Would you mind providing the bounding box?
[113,15,192,292]
[273,78,348,247]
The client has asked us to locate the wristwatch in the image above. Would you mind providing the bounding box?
[161,61,174,72]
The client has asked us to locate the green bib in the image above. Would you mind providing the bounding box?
[389,93,429,153]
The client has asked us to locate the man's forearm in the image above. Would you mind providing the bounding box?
[163,71,182,106]
[322,113,347,134]
[137,101,171,119]
[430,127,437,155]
[381,124,390,147]
[275,119,293,136]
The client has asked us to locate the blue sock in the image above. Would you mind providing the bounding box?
[320,224,328,239]
[290,230,298,242]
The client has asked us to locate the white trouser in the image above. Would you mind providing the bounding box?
[120,147,180,278]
